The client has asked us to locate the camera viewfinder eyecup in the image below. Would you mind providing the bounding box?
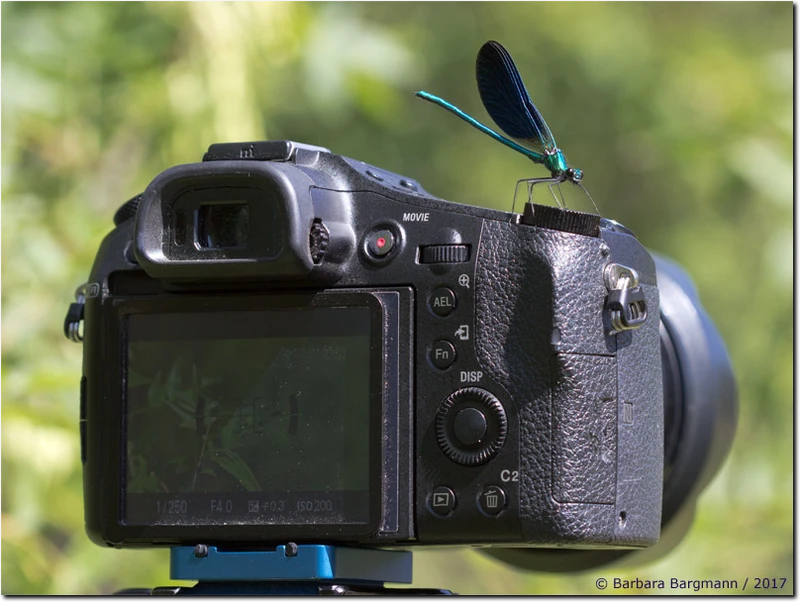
[134,161,354,283]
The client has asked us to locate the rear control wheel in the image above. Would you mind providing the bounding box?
[436,388,507,466]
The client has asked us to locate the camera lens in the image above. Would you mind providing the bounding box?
[196,202,250,249]
[657,256,738,527]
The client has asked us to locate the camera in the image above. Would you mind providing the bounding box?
[65,140,735,568]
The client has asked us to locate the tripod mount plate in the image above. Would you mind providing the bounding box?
[170,544,413,584]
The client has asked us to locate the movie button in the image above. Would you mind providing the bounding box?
[478,485,507,517]
[366,229,395,258]
[429,486,456,516]
[429,340,456,370]
[429,287,456,317]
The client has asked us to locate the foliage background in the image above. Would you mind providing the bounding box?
[1,2,792,595]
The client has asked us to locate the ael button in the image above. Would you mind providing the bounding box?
[428,287,456,317]
[419,244,470,264]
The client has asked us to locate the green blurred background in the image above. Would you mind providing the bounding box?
[1,2,792,595]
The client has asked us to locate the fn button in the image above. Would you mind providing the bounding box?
[429,340,456,370]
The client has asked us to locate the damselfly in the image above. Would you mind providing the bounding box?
[416,41,596,212]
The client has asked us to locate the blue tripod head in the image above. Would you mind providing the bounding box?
[116,545,452,595]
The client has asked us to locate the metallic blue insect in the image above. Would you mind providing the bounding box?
[416,41,594,209]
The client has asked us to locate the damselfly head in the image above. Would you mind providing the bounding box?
[566,167,583,183]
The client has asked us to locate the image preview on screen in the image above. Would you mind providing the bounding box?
[124,306,372,525]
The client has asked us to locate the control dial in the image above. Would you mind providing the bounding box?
[436,388,507,466]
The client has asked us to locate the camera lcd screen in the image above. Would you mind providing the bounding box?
[124,307,372,526]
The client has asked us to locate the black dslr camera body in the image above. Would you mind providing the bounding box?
[70,140,716,558]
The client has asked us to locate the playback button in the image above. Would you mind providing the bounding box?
[428,486,456,516]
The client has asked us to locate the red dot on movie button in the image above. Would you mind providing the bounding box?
[366,229,395,257]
